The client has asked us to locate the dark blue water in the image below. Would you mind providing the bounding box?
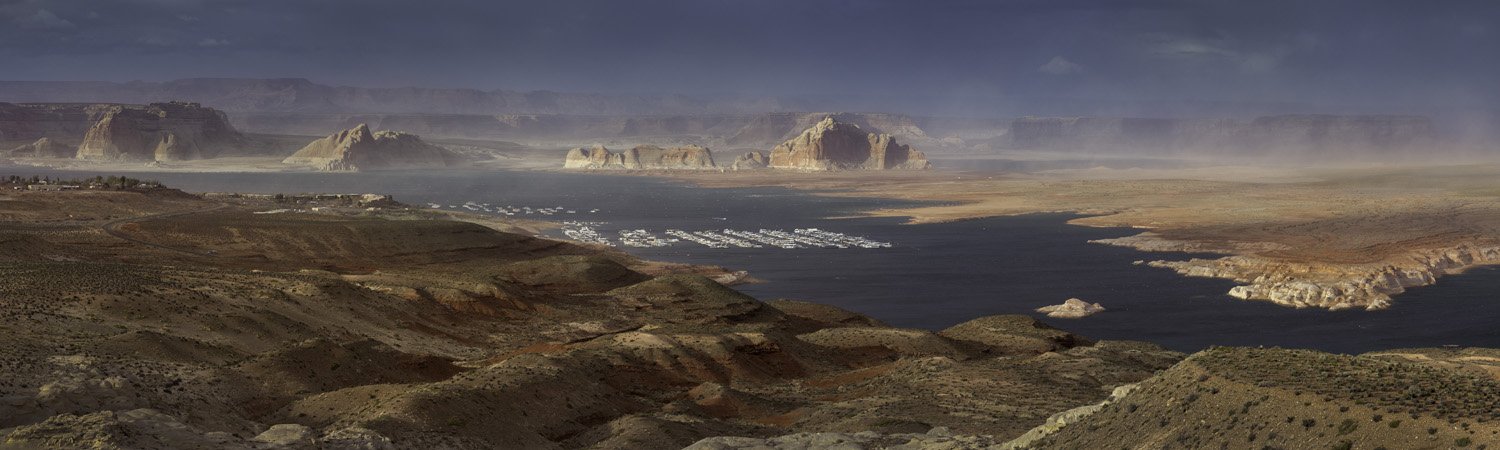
[13,168,1500,354]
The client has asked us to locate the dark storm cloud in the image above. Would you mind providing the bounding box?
[1,0,1497,113]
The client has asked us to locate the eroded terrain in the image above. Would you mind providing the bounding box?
[0,186,1181,449]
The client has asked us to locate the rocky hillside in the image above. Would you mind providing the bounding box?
[563,144,717,170]
[281,124,460,171]
[2,188,1498,449]
[1027,347,1500,449]
[1,102,245,162]
[768,117,930,170]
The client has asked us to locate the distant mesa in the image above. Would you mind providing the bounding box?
[559,117,930,172]
[1036,298,1106,319]
[768,117,930,170]
[282,124,460,172]
[563,144,717,170]
[75,102,246,162]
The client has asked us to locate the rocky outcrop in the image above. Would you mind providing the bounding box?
[1036,298,1106,318]
[562,144,717,170]
[768,117,930,170]
[6,137,74,158]
[73,102,244,161]
[282,124,459,171]
[729,151,767,170]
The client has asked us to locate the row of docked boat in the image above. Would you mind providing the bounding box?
[430,202,599,216]
[564,224,891,250]
[560,221,614,246]
[618,229,678,247]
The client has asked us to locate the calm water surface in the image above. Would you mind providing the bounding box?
[17,168,1500,353]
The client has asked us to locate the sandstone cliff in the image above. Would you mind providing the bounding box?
[281,124,460,171]
[74,102,245,161]
[563,144,718,170]
[768,117,930,170]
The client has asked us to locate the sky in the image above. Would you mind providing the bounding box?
[2,0,1498,114]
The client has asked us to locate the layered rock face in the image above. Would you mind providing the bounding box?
[1007,115,1435,158]
[74,102,244,161]
[6,137,75,158]
[281,124,459,171]
[768,117,930,170]
[563,144,717,170]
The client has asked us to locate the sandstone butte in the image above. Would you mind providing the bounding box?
[563,144,717,170]
[73,102,245,162]
[767,117,930,171]
[282,123,459,172]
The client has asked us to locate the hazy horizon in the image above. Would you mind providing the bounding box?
[3,0,1498,117]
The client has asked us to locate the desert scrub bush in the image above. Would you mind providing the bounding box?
[1336,419,1358,436]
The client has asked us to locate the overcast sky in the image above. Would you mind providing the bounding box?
[2,0,1497,113]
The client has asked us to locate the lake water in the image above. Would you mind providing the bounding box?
[13,168,1500,354]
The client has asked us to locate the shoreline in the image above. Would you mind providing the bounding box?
[13,159,1500,312]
